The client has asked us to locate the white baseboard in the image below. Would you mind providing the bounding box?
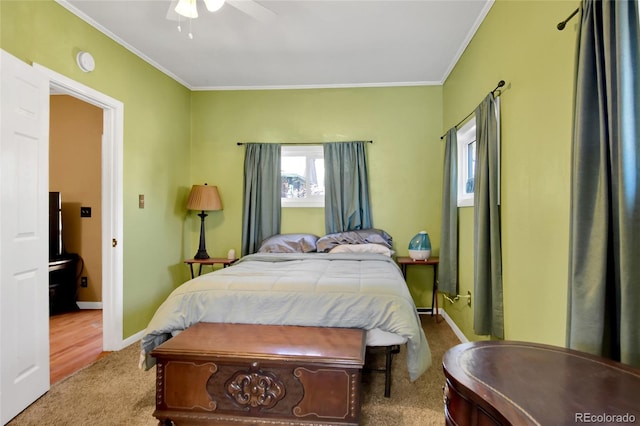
[123,329,145,348]
[438,308,469,343]
[75,302,143,351]
[77,301,102,310]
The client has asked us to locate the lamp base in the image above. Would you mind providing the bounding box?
[193,249,210,260]
[194,210,210,260]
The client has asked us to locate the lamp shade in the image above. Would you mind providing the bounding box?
[408,231,431,260]
[187,184,222,211]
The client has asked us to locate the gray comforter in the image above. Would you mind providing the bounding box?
[140,252,431,381]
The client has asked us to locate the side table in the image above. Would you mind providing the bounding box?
[49,254,80,315]
[396,256,439,317]
[184,258,238,279]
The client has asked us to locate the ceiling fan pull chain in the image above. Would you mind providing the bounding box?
[188,18,194,39]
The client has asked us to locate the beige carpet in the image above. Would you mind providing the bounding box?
[9,315,460,425]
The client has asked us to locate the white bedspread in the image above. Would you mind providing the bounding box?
[140,252,431,381]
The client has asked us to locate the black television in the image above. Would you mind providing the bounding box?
[49,192,64,259]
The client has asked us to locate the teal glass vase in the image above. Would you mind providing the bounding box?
[408,231,431,260]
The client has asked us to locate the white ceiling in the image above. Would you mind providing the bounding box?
[58,0,493,90]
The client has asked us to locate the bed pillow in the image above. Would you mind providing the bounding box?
[257,233,320,253]
[316,228,393,252]
[329,243,394,257]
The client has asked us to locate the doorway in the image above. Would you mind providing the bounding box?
[34,63,124,352]
[49,93,104,382]
[50,94,102,307]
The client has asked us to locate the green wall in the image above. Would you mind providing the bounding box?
[0,0,445,335]
[2,0,580,345]
[190,87,444,307]
[0,0,192,337]
[442,0,578,345]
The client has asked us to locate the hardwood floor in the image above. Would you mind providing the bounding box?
[49,309,108,385]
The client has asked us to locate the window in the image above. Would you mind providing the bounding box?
[457,118,476,207]
[281,145,325,207]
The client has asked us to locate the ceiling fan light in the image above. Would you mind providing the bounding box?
[203,0,225,12]
[175,0,198,18]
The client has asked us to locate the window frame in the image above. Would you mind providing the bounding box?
[457,117,476,207]
[280,145,325,208]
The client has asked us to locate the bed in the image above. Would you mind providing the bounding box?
[140,230,432,389]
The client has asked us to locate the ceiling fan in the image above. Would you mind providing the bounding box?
[166,0,277,24]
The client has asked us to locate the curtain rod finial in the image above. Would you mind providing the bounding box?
[491,80,506,96]
[557,7,579,31]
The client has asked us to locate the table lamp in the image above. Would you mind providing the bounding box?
[187,183,222,259]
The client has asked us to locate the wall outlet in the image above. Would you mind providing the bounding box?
[80,207,92,218]
[80,277,88,287]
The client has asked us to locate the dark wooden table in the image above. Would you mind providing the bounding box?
[184,257,237,278]
[443,340,640,425]
[396,256,439,316]
[49,254,79,315]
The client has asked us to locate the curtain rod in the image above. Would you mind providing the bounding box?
[439,80,505,140]
[237,141,373,146]
[557,7,579,31]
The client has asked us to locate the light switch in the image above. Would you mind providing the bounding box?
[139,194,145,209]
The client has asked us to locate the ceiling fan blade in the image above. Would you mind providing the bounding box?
[203,0,225,12]
[166,0,181,21]
[165,0,276,23]
[227,0,277,23]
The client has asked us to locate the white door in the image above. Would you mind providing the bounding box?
[0,49,50,424]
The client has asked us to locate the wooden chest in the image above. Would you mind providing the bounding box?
[150,322,366,425]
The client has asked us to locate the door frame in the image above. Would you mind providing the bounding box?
[34,64,124,351]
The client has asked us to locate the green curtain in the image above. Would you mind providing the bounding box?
[473,94,504,339]
[439,128,458,295]
[567,0,640,367]
[241,143,281,256]
[324,141,373,233]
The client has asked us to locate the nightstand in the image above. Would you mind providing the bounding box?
[184,258,238,279]
[396,256,439,317]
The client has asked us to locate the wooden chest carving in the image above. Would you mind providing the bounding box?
[150,322,366,425]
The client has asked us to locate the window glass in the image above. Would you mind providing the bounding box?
[281,145,325,207]
[457,118,476,207]
[466,140,476,194]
